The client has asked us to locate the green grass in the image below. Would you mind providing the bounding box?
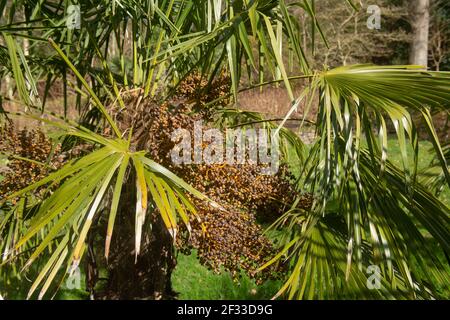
[172,251,282,300]
[384,139,450,206]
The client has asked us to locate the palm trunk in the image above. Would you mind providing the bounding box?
[93,177,177,300]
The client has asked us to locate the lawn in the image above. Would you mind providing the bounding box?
[172,252,282,300]
[385,138,450,206]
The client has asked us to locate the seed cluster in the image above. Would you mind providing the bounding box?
[109,91,309,282]
[183,201,279,282]
[0,72,311,283]
[176,71,231,112]
[0,125,64,202]
[181,163,298,221]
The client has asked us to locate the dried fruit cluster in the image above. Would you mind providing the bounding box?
[176,71,231,112]
[186,201,277,281]
[182,163,298,222]
[110,93,306,281]
[0,125,64,202]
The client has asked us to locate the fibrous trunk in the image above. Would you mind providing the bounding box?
[93,175,177,300]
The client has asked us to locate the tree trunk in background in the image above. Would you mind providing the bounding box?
[409,0,430,67]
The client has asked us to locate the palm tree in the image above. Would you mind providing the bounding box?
[0,0,449,299]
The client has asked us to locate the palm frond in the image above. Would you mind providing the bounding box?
[265,65,450,299]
